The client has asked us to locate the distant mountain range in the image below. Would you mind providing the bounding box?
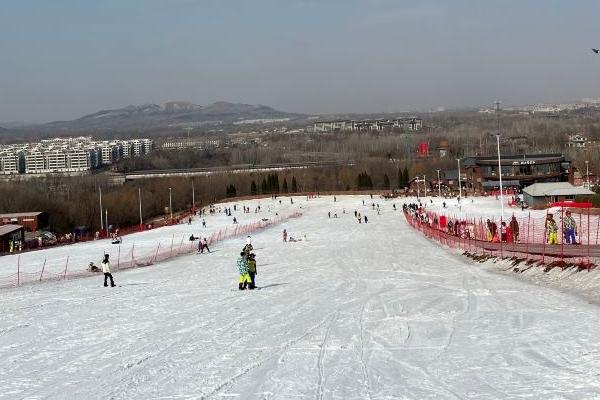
[23,101,304,132]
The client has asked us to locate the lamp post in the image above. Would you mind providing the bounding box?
[423,175,427,197]
[436,169,441,198]
[497,134,504,220]
[169,187,173,222]
[138,187,143,230]
[192,180,195,212]
[105,209,108,235]
[456,158,462,202]
[496,100,504,220]
[99,186,104,236]
[416,177,420,198]
[585,160,590,189]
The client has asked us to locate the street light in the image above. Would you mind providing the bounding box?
[496,100,504,220]
[496,134,504,220]
[585,160,590,189]
[436,169,441,198]
[423,175,427,197]
[138,187,143,230]
[169,187,173,222]
[456,158,462,201]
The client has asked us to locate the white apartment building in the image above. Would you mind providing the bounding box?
[24,150,47,174]
[0,152,20,174]
[0,137,152,174]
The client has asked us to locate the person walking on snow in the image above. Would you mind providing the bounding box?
[200,237,210,253]
[237,252,251,290]
[546,214,558,244]
[247,253,257,289]
[102,254,116,287]
[243,236,253,256]
[563,210,577,244]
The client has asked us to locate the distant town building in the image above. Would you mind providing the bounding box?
[567,134,588,148]
[312,118,422,133]
[461,153,572,192]
[0,137,153,175]
[438,140,449,158]
[0,212,48,232]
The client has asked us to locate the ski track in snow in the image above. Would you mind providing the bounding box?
[2,195,600,399]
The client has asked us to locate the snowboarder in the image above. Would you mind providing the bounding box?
[237,252,251,290]
[247,253,257,289]
[102,254,115,287]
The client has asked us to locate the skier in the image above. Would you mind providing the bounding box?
[328,211,331,218]
[247,253,257,289]
[283,229,288,242]
[546,214,558,245]
[563,210,577,244]
[237,252,251,290]
[202,219,206,228]
[243,236,253,256]
[101,254,116,287]
[201,238,210,253]
[364,215,368,223]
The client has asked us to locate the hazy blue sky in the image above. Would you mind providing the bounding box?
[1,0,600,122]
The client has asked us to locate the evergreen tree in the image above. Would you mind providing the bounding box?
[250,181,257,195]
[274,174,280,193]
[261,178,268,194]
[402,167,409,188]
[397,167,402,188]
[383,174,390,189]
[291,176,298,192]
[282,178,288,193]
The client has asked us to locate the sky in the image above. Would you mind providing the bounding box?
[1,0,600,122]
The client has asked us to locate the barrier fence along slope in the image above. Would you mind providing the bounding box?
[403,208,600,269]
[0,212,302,289]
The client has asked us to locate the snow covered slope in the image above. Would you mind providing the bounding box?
[2,195,600,399]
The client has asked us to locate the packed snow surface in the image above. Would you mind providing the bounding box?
[2,195,600,399]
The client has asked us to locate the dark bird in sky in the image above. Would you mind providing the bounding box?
[593,48,599,54]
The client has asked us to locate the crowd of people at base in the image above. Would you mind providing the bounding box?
[404,201,582,245]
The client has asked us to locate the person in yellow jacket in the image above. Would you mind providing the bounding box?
[546,214,558,245]
[237,252,251,290]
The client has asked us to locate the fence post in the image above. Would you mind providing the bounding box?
[542,210,548,265]
[153,243,161,263]
[178,236,184,255]
[526,213,530,260]
[63,256,69,280]
[170,234,174,257]
[499,216,503,259]
[17,255,20,287]
[560,207,564,267]
[39,258,46,282]
[117,244,121,270]
[587,207,591,269]
[596,214,599,245]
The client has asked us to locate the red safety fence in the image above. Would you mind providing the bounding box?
[403,207,600,269]
[0,212,302,289]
